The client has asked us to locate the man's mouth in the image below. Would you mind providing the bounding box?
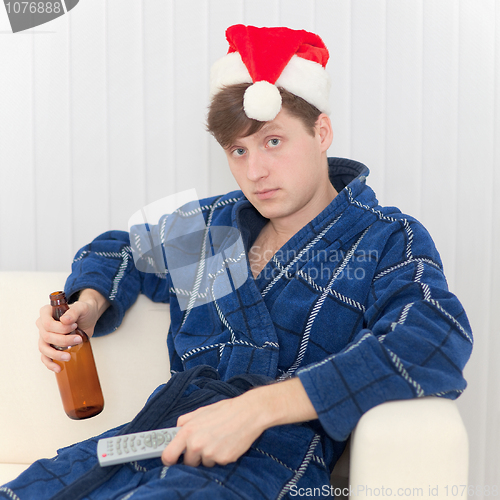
[255,188,279,200]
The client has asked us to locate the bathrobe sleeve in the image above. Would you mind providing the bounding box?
[297,218,473,442]
[65,227,171,337]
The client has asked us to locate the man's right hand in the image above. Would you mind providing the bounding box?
[36,289,109,373]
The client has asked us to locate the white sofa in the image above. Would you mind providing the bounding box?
[0,272,469,497]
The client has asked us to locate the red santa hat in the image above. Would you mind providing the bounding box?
[210,24,331,122]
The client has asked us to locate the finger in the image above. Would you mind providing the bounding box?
[181,449,202,468]
[41,353,62,373]
[161,434,187,466]
[177,412,195,427]
[201,457,216,468]
[176,404,209,426]
[38,336,76,363]
[37,308,78,335]
[39,329,82,349]
[60,301,89,325]
[41,301,89,327]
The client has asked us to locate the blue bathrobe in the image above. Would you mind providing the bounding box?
[1,158,472,500]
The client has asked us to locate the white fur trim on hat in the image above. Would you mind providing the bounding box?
[276,55,331,115]
[209,52,252,100]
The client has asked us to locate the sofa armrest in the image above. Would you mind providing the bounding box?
[349,397,469,498]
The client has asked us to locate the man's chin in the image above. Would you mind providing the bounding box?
[252,203,289,221]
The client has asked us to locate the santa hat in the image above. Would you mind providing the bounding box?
[210,24,331,122]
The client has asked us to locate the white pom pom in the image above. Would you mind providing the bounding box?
[243,81,282,121]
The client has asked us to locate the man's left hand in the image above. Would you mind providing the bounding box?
[161,377,317,468]
[161,394,264,467]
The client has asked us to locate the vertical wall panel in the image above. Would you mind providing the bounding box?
[143,1,176,205]
[69,0,110,258]
[482,0,500,486]
[384,0,423,220]
[317,0,352,160]
[244,0,280,27]
[350,0,387,201]
[107,0,146,231]
[421,0,459,292]
[455,0,496,488]
[208,0,244,56]
[487,1,500,484]
[172,0,209,199]
[279,0,314,31]
[207,0,244,197]
[0,3,8,29]
[0,36,36,270]
[33,16,73,271]
[485,2,500,485]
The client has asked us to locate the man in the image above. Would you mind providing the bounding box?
[3,25,472,500]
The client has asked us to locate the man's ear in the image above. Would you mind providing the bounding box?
[316,113,333,153]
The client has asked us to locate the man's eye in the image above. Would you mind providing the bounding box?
[233,148,246,156]
[268,138,280,147]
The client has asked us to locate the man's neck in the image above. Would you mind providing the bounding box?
[267,181,338,243]
[249,180,338,279]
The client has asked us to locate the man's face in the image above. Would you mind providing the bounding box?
[224,109,333,227]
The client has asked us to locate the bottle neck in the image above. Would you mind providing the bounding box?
[50,291,67,307]
[49,290,89,341]
[50,291,69,321]
[52,304,69,321]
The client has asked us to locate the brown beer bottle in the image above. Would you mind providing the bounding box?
[50,291,104,420]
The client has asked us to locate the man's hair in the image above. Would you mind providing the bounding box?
[207,83,322,149]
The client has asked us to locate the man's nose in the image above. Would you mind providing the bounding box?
[246,150,269,181]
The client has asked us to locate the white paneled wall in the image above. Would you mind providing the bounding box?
[0,0,498,488]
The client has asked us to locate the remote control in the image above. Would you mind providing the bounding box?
[97,427,180,467]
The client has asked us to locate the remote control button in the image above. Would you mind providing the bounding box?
[150,432,161,448]
[155,433,165,447]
